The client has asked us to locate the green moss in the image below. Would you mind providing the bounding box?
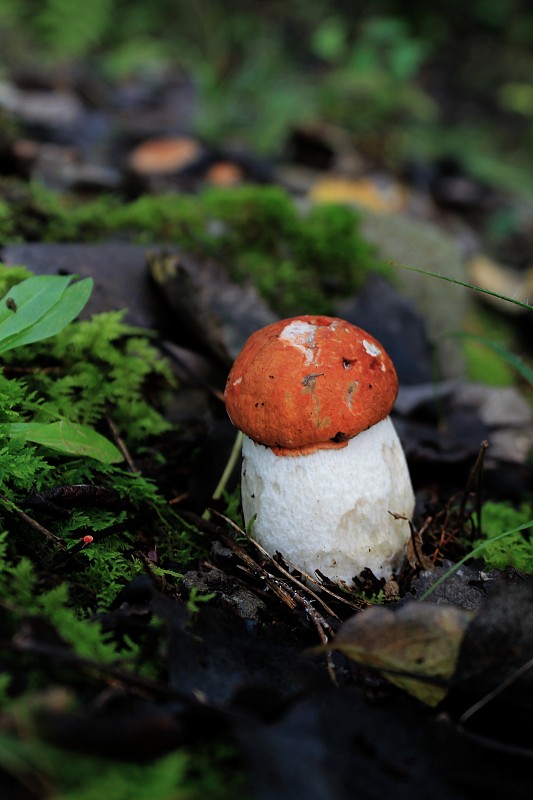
[0,181,387,316]
[474,500,533,571]
[109,193,208,247]
[5,309,174,443]
[0,263,32,294]
[0,268,225,800]
[0,179,117,244]
[199,187,387,314]
[202,185,300,252]
[0,266,204,610]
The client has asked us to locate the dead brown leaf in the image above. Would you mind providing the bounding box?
[330,601,473,706]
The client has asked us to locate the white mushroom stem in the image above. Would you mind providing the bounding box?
[241,416,415,584]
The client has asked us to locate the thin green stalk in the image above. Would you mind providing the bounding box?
[397,263,533,313]
[202,429,243,520]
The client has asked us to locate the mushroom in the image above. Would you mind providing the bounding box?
[224,315,415,584]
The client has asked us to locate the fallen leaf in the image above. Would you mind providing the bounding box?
[331,601,473,706]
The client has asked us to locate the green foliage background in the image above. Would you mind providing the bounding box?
[1,0,533,186]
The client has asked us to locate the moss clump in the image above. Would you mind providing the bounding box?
[202,184,301,252]
[109,192,208,248]
[182,185,388,315]
[2,308,173,443]
[0,178,118,243]
[0,180,388,315]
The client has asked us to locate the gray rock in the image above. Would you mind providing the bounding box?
[2,242,162,330]
[359,210,470,380]
[454,382,533,463]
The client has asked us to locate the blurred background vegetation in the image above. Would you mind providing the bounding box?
[2,0,533,193]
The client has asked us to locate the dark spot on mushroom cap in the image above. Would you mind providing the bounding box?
[331,431,349,443]
[302,372,324,387]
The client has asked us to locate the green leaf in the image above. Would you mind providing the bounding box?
[0,275,72,340]
[0,278,93,353]
[3,421,123,464]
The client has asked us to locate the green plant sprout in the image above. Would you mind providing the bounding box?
[186,586,217,614]
[202,430,242,520]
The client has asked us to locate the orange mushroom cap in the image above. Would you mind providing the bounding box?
[224,315,398,455]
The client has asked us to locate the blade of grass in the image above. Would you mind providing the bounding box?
[396,264,533,313]
[202,429,243,520]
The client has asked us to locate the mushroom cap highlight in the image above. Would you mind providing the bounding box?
[224,315,398,454]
